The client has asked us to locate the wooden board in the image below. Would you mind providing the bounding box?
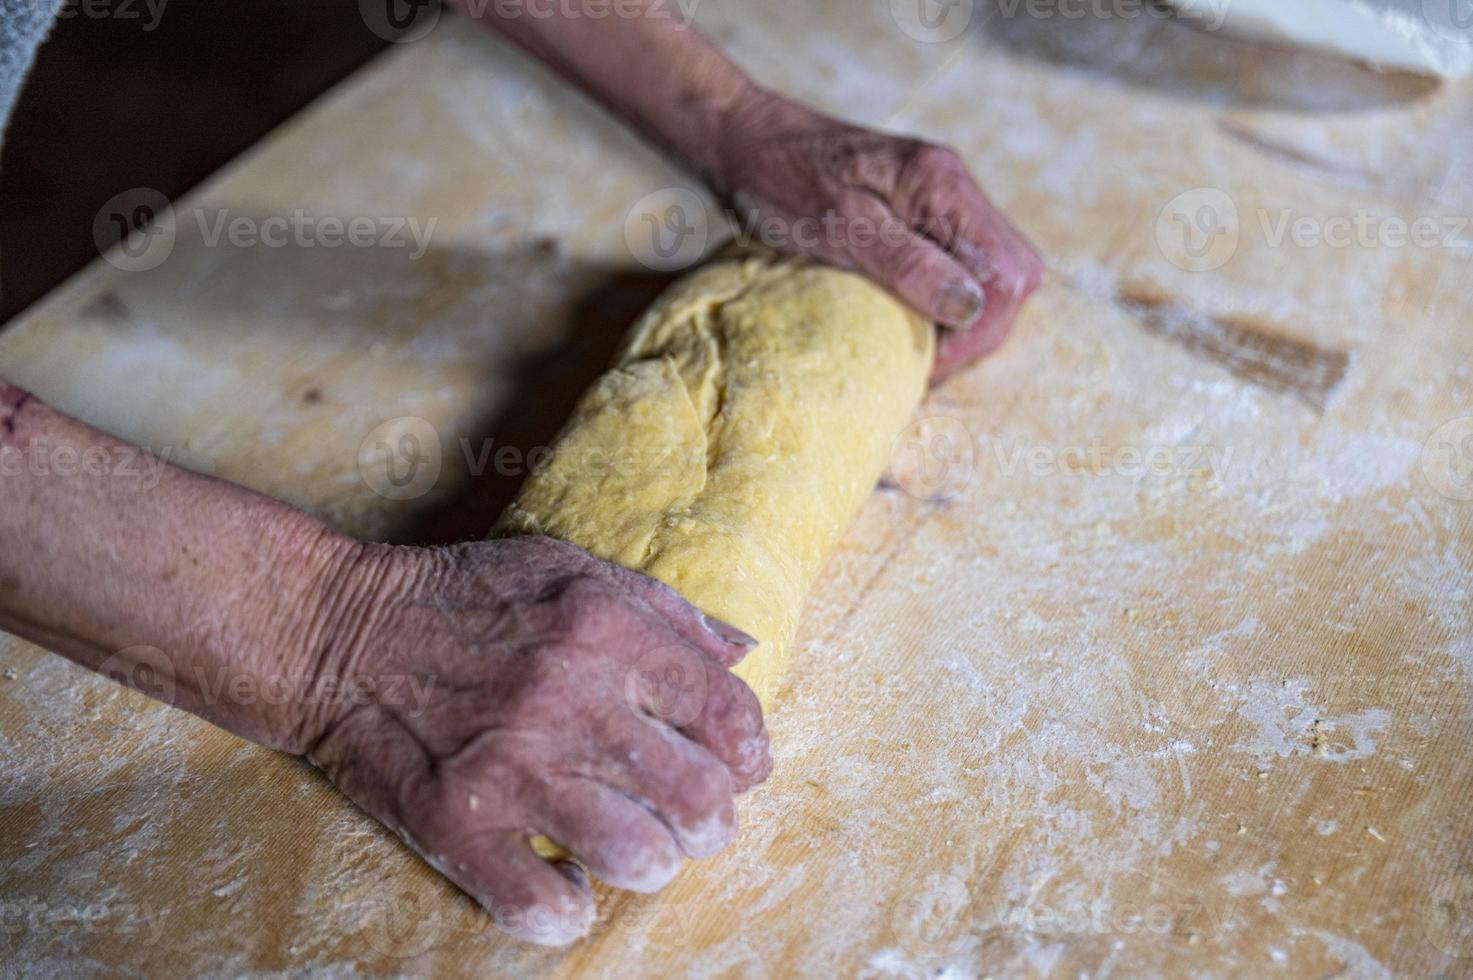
[1,3,1471,975]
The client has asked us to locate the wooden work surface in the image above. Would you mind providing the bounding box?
[2,3,1471,976]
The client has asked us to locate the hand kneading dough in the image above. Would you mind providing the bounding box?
[494,248,934,707]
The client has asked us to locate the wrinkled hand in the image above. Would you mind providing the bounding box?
[708,88,1045,382]
[300,535,770,946]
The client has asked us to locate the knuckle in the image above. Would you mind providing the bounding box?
[684,757,734,812]
[888,243,940,288]
[828,133,908,190]
[910,142,963,176]
[703,669,762,737]
[671,766,737,858]
[599,815,683,892]
[547,579,628,642]
[396,776,469,851]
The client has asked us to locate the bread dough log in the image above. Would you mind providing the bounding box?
[494,248,934,707]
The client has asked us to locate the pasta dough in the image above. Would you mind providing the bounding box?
[494,247,934,707]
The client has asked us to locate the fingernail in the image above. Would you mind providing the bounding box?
[700,611,760,649]
[552,860,589,890]
[935,280,985,329]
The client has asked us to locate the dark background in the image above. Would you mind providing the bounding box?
[0,0,395,323]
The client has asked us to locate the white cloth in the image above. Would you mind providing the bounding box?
[0,0,63,140]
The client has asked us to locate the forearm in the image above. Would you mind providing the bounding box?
[0,381,354,750]
[449,0,758,183]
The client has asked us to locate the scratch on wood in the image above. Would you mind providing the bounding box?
[1216,118,1373,187]
[81,291,131,323]
[1117,280,1349,412]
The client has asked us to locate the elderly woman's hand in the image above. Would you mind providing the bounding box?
[707,88,1045,382]
[298,535,770,946]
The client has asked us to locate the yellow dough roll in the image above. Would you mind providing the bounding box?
[494,247,934,708]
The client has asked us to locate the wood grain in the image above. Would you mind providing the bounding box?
[0,3,1470,976]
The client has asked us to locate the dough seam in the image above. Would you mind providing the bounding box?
[495,247,935,706]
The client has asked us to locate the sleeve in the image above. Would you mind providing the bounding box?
[0,0,63,140]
